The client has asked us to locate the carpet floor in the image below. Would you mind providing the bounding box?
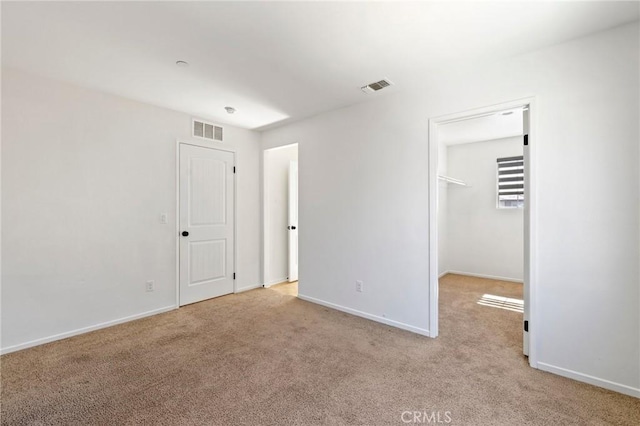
[1,275,638,425]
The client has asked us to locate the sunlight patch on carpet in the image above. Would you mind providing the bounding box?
[477,294,524,313]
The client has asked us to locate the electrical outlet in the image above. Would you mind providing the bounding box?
[356,280,363,293]
[146,280,155,292]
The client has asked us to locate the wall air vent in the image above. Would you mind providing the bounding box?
[361,79,393,94]
[192,118,223,142]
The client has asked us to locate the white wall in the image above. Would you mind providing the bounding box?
[261,23,639,395]
[437,139,448,276]
[1,69,262,352]
[446,137,523,281]
[264,144,298,285]
[439,111,523,146]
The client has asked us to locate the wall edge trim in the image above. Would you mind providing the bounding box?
[537,362,640,398]
[1,305,177,355]
[447,270,523,283]
[297,294,430,337]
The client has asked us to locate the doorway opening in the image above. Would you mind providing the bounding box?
[263,144,299,296]
[428,98,537,368]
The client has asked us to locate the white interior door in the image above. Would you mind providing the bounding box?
[522,108,530,356]
[288,160,298,282]
[179,144,234,306]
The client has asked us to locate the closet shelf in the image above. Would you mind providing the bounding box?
[438,175,470,187]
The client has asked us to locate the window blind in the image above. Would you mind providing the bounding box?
[497,155,524,208]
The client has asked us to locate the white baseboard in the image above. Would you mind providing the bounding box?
[262,277,289,288]
[0,305,177,355]
[439,270,449,278]
[297,294,430,337]
[537,362,640,398]
[447,270,523,283]
[236,283,262,293]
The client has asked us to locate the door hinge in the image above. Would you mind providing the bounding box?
[524,320,529,332]
[233,166,236,174]
[233,273,236,280]
[524,134,529,146]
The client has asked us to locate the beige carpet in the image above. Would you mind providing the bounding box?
[1,274,638,425]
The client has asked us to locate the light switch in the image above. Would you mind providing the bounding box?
[160,213,168,224]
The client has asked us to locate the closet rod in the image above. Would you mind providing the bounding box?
[438,175,469,187]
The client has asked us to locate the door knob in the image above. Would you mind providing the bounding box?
[182,231,189,237]
[290,226,296,230]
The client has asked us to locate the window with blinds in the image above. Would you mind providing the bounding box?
[497,155,524,209]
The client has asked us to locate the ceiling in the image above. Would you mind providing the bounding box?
[439,109,524,146]
[3,2,638,130]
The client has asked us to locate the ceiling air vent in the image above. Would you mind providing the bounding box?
[192,118,223,142]
[361,79,393,94]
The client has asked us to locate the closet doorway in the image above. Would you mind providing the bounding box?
[263,144,299,291]
[428,98,537,367]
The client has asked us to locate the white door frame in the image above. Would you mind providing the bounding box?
[262,143,298,287]
[428,97,538,368]
[175,140,237,307]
